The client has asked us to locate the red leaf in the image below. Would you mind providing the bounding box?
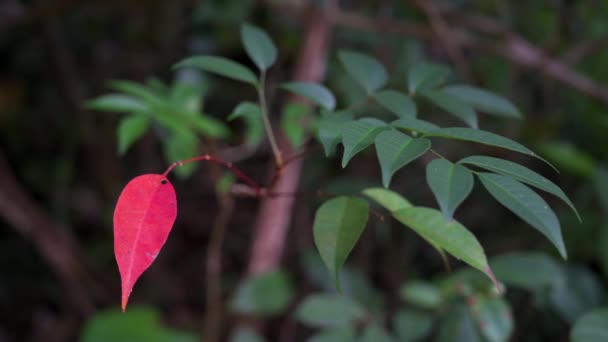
[113,174,177,311]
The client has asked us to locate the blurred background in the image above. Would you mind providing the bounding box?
[1,0,607,341]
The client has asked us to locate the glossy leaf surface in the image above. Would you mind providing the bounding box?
[362,187,412,212]
[114,174,177,311]
[391,117,440,135]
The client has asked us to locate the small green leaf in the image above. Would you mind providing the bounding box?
[399,281,442,309]
[295,294,366,327]
[317,111,353,156]
[392,207,495,284]
[174,56,258,85]
[391,117,440,135]
[362,187,412,212]
[425,127,554,170]
[478,173,566,258]
[282,82,336,110]
[341,119,387,167]
[241,23,277,71]
[421,89,478,128]
[117,115,150,155]
[426,159,474,221]
[437,304,482,342]
[309,327,357,342]
[489,252,562,291]
[360,324,395,342]
[108,80,165,108]
[443,85,522,119]
[228,102,264,146]
[374,90,417,118]
[571,308,608,342]
[338,50,387,93]
[280,102,309,147]
[230,270,293,316]
[313,197,369,289]
[86,94,148,113]
[470,296,513,342]
[164,132,199,179]
[184,113,230,139]
[460,156,579,221]
[375,130,430,187]
[408,62,451,94]
[393,309,433,342]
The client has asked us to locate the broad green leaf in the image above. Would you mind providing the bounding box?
[393,309,433,342]
[117,115,150,155]
[309,327,357,342]
[421,89,478,128]
[362,187,412,212]
[470,296,513,342]
[478,173,566,258]
[313,197,369,289]
[392,207,495,284]
[317,111,353,156]
[295,294,366,327]
[425,127,554,169]
[228,102,264,146]
[443,85,522,119]
[240,23,277,71]
[230,327,266,342]
[184,112,230,139]
[164,131,199,179]
[174,56,258,85]
[375,130,430,187]
[282,82,336,110]
[81,307,196,342]
[280,102,308,147]
[391,117,440,135]
[374,90,417,118]
[437,304,482,342]
[549,265,604,323]
[408,62,451,94]
[489,252,563,291]
[338,50,387,93]
[108,80,165,108]
[86,94,148,113]
[341,119,387,167]
[460,156,580,221]
[426,159,474,221]
[571,308,608,342]
[399,281,442,309]
[230,270,293,316]
[359,324,395,342]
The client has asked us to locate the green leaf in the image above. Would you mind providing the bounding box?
[313,197,369,289]
[443,85,522,119]
[425,127,554,169]
[374,90,417,118]
[81,307,196,342]
[437,304,482,342]
[240,23,277,71]
[421,89,478,128]
[399,280,442,309]
[282,82,336,110]
[86,94,148,113]
[280,102,308,148]
[174,56,258,85]
[341,119,387,167]
[470,296,513,342]
[317,111,353,156]
[309,327,357,342]
[228,102,264,146]
[184,112,230,139]
[477,173,566,258]
[362,187,413,212]
[117,115,150,155]
[571,308,608,342]
[108,80,165,108]
[459,156,580,221]
[338,50,387,93]
[393,309,433,342]
[426,159,474,221]
[549,265,604,323]
[375,130,430,187]
[295,294,366,327]
[392,207,495,284]
[230,270,293,316]
[359,324,394,342]
[489,252,563,292]
[391,117,440,135]
[230,327,267,342]
[164,132,199,179]
[408,62,451,94]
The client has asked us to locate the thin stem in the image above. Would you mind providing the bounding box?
[163,155,262,193]
[429,148,448,160]
[258,72,283,167]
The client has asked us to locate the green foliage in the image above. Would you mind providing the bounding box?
[341,118,387,167]
[228,102,264,146]
[421,89,478,128]
[230,270,293,316]
[571,308,608,342]
[393,309,433,342]
[426,159,474,221]
[117,116,150,155]
[281,82,336,110]
[241,23,277,71]
[442,85,522,119]
[375,130,430,187]
[399,280,442,309]
[280,103,309,147]
[317,111,353,156]
[408,62,451,94]
[362,187,412,212]
[295,294,366,327]
[338,50,388,93]
[374,90,417,118]
[174,56,258,85]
